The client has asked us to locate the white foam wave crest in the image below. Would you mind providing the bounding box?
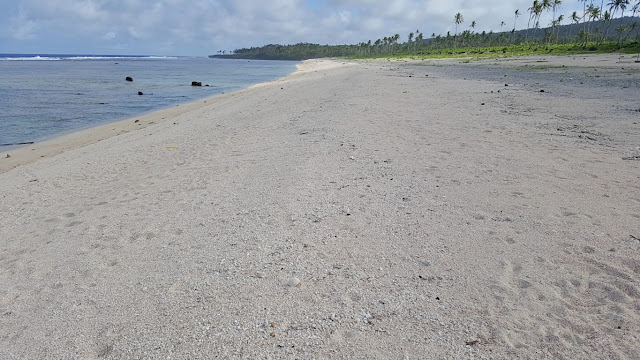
[1,55,179,61]
[1,56,62,61]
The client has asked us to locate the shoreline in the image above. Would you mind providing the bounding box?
[4,53,637,174]
[1,59,344,174]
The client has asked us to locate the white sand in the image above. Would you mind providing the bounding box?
[1,55,639,359]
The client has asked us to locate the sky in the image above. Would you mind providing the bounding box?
[0,0,603,56]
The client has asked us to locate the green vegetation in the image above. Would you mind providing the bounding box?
[212,40,640,61]
[368,42,640,60]
[211,0,640,60]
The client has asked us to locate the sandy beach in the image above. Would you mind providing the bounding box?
[1,54,639,359]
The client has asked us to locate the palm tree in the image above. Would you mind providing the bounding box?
[571,11,581,24]
[512,9,521,42]
[621,20,637,42]
[591,5,602,21]
[615,23,628,43]
[570,11,581,37]
[602,10,613,41]
[608,0,630,19]
[416,32,424,48]
[551,0,562,38]
[587,5,601,35]
[579,0,589,30]
[552,0,562,18]
[500,21,506,32]
[541,0,553,19]
[602,0,612,21]
[584,5,600,33]
[540,0,552,35]
[454,12,464,48]
[527,0,540,41]
[532,1,544,38]
[556,14,564,41]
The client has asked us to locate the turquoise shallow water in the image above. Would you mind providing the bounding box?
[0,55,298,147]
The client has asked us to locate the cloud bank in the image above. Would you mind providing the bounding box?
[0,0,584,55]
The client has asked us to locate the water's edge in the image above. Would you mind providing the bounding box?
[0,60,308,173]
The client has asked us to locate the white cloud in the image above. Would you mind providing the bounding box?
[103,31,116,40]
[12,19,38,40]
[10,10,38,40]
[1,0,587,55]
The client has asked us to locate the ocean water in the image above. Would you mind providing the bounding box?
[0,54,298,147]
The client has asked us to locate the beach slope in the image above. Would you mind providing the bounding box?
[1,56,639,359]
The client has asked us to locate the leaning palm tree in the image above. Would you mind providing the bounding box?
[571,11,581,24]
[608,0,630,19]
[586,4,600,33]
[556,14,564,42]
[602,10,613,42]
[540,0,552,31]
[526,0,540,41]
[551,0,562,38]
[532,1,544,38]
[454,12,464,48]
[512,9,521,42]
[580,0,589,30]
[541,0,553,19]
[570,11,581,37]
[552,0,562,20]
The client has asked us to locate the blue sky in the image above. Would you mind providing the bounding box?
[0,0,593,56]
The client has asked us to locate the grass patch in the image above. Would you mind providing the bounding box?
[348,41,640,60]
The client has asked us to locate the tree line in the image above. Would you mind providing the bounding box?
[212,0,640,60]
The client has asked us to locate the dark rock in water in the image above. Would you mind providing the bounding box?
[539,89,545,93]
[126,76,133,82]
[205,84,210,87]
[191,81,202,86]
[138,91,143,95]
